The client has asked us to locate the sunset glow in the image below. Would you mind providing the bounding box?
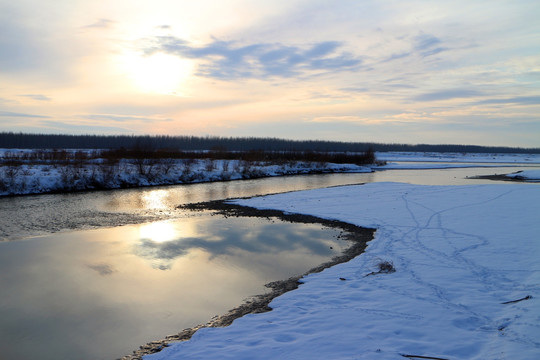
[0,1,539,146]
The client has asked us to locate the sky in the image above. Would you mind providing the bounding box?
[0,0,539,147]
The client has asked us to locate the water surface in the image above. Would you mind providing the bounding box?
[0,212,347,360]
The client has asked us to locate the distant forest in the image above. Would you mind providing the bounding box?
[1,132,539,154]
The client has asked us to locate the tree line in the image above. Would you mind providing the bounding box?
[1,132,538,154]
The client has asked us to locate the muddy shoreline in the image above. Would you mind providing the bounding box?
[120,200,374,360]
[469,174,534,182]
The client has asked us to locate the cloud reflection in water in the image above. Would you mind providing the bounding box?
[134,216,343,271]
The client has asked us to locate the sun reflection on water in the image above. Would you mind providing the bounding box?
[139,222,178,243]
[138,219,200,244]
[142,190,169,210]
[137,219,202,270]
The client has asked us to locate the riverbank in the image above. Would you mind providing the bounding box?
[145,183,540,360]
[2,150,539,197]
[0,156,372,197]
[121,201,374,359]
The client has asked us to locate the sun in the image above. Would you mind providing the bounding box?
[122,52,194,95]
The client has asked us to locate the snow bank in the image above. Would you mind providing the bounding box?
[0,158,370,197]
[146,183,540,360]
[506,170,540,182]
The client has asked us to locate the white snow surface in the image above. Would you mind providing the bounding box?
[146,182,540,360]
[506,170,540,181]
[375,152,540,170]
[376,152,540,164]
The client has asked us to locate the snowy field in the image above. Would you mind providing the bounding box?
[376,152,540,164]
[146,183,540,360]
[376,152,540,170]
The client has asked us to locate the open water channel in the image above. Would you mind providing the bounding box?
[0,164,537,359]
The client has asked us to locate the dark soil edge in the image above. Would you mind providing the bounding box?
[120,200,374,360]
[468,174,534,182]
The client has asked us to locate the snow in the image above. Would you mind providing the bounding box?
[375,152,540,170]
[0,155,370,196]
[376,152,540,164]
[146,183,540,360]
[506,170,540,182]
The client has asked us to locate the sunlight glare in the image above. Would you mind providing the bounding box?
[123,52,194,95]
[142,190,168,210]
[139,221,178,243]
[139,220,199,243]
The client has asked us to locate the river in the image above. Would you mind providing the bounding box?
[0,164,537,360]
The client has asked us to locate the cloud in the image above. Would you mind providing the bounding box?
[142,37,362,80]
[414,89,482,102]
[413,34,448,57]
[19,94,52,101]
[80,114,170,123]
[0,97,8,105]
[381,52,412,63]
[40,120,132,133]
[83,18,115,29]
[0,110,50,118]
[311,116,369,123]
[474,96,540,106]
[340,87,370,93]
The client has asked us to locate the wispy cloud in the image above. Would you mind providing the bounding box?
[19,94,52,101]
[474,96,540,106]
[413,34,448,58]
[79,114,170,123]
[40,120,131,133]
[142,37,362,80]
[339,87,370,93]
[83,18,115,29]
[311,116,369,123]
[0,110,50,118]
[381,52,412,63]
[414,89,482,102]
